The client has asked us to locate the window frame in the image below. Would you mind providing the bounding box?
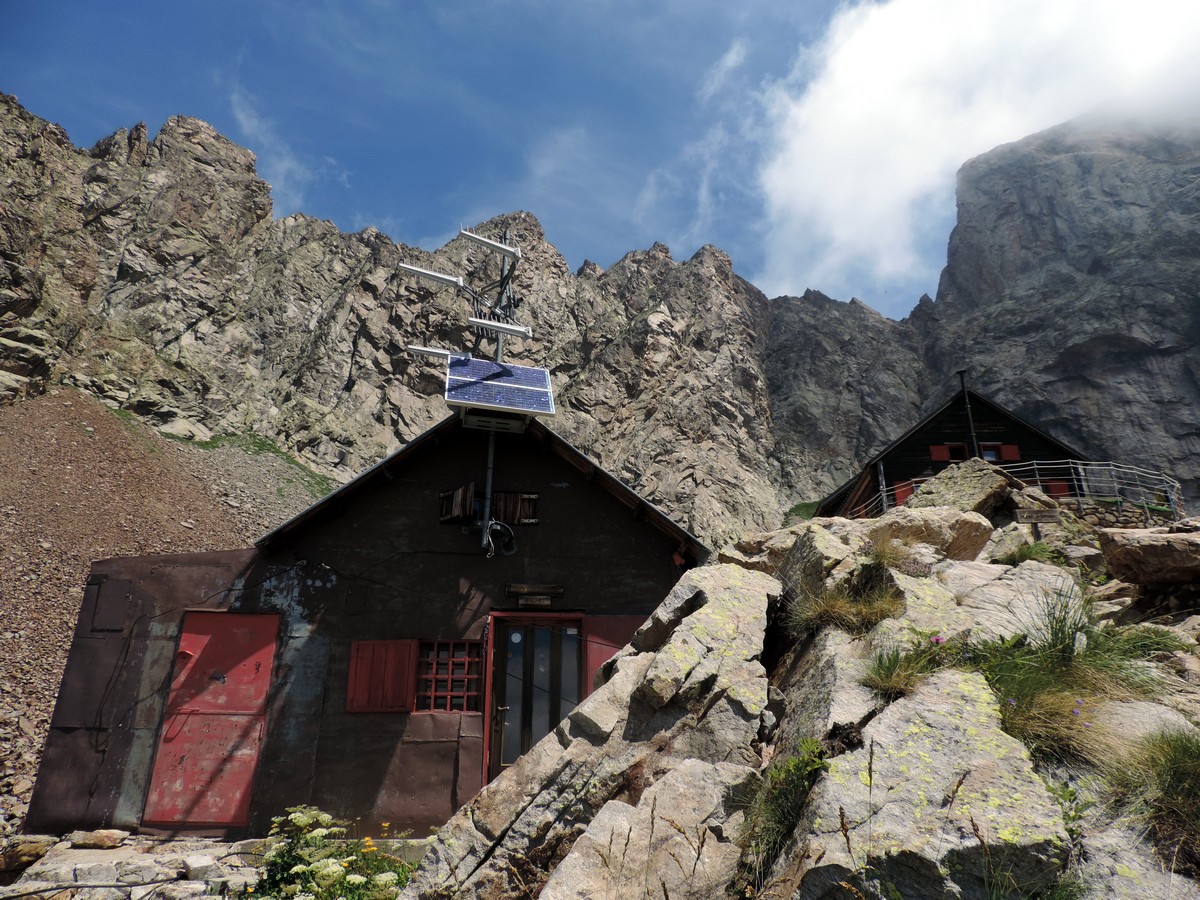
[413,640,484,713]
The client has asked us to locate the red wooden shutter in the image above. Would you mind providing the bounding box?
[930,445,951,462]
[1000,444,1021,461]
[893,481,914,505]
[347,640,417,712]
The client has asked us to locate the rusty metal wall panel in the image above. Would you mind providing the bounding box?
[50,635,129,728]
[142,714,265,826]
[26,725,132,832]
[248,632,329,835]
[87,578,126,632]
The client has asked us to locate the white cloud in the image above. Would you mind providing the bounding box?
[755,0,1200,312]
[699,38,748,104]
[229,84,323,215]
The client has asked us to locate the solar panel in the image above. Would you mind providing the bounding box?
[445,356,556,416]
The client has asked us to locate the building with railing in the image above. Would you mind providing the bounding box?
[815,389,1186,523]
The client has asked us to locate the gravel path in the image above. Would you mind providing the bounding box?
[0,389,322,837]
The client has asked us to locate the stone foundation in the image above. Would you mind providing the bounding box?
[1072,497,1179,529]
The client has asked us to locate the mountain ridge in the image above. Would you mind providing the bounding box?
[2,93,1197,545]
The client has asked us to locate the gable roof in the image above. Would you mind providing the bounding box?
[817,389,1090,515]
[257,414,709,564]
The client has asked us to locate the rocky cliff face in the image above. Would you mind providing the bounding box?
[2,93,1199,545]
[921,116,1200,497]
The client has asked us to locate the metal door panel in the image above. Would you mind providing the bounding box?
[167,612,278,715]
[142,713,264,826]
[143,612,278,828]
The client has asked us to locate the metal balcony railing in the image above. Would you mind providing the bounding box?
[849,460,1187,521]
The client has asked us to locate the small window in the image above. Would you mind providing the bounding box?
[930,443,969,462]
[981,443,1002,462]
[415,641,484,712]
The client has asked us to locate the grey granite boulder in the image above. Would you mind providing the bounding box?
[539,759,756,900]
[400,564,780,899]
[768,671,1067,899]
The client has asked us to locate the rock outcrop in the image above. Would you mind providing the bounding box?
[390,462,1200,898]
[4,94,1200,548]
[921,116,1200,499]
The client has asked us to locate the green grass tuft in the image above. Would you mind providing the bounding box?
[862,635,960,700]
[737,739,829,893]
[1109,729,1200,877]
[786,582,905,638]
[783,500,820,524]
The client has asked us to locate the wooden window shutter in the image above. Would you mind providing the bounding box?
[439,482,475,523]
[1000,444,1021,461]
[346,640,417,712]
[492,492,539,525]
[929,444,951,462]
[517,493,539,524]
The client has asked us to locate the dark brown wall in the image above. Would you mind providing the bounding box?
[878,399,1080,488]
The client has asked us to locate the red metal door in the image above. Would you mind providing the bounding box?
[143,612,279,827]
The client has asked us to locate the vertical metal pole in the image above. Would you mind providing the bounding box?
[958,369,980,458]
[877,460,889,512]
[481,432,496,549]
[1070,461,1084,514]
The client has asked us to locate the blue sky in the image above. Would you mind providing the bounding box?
[6,1,1200,318]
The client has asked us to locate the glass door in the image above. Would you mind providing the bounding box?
[489,617,581,780]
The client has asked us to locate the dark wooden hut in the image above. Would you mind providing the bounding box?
[816,389,1089,517]
[27,414,706,838]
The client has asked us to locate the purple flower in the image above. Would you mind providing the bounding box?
[1071,708,1080,716]
[930,635,947,644]
[1075,699,1084,706]
[1007,698,1017,706]
[1084,723,1093,728]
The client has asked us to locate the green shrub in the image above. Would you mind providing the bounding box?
[738,739,829,893]
[249,806,415,900]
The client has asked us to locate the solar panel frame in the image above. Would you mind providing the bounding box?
[444,355,556,417]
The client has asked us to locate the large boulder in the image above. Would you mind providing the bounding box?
[766,671,1068,899]
[867,506,994,561]
[400,564,780,899]
[1099,522,1200,584]
[906,458,1015,517]
[931,559,1083,642]
[539,759,755,899]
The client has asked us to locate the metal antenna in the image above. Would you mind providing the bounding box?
[400,226,528,365]
[400,224,549,556]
